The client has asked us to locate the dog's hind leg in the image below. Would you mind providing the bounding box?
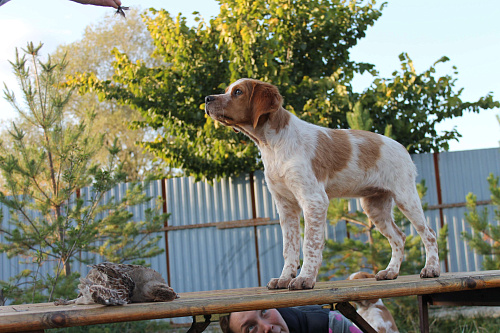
[361,193,406,280]
[394,189,440,278]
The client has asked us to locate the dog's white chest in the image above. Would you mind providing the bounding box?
[263,168,294,198]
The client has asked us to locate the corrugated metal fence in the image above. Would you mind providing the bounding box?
[1,148,499,299]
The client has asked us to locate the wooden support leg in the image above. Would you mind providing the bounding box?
[418,295,430,333]
[187,315,211,333]
[335,302,377,333]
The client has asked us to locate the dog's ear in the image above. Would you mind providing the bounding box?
[250,81,283,129]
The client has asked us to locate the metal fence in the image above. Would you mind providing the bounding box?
[1,147,499,299]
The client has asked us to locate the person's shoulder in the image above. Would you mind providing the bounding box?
[278,306,329,333]
[329,311,363,333]
[293,305,329,314]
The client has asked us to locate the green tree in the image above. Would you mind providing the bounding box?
[51,8,170,181]
[346,101,374,132]
[67,0,383,180]
[68,0,499,181]
[0,43,166,304]
[463,174,500,270]
[354,53,498,153]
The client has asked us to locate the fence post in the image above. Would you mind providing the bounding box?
[432,152,449,273]
[249,172,262,286]
[161,178,172,286]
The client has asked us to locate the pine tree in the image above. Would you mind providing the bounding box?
[0,43,166,304]
[346,101,373,132]
[463,174,500,270]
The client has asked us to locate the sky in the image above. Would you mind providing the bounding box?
[0,0,498,152]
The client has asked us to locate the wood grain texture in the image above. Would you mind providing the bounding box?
[1,270,500,332]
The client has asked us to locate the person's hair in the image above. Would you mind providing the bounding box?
[219,314,233,333]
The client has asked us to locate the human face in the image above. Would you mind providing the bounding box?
[229,309,290,333]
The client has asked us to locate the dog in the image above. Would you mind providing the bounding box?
[348,272,399,333]
[205,78,440,290]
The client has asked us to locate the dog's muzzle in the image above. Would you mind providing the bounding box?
[205,95,215,115]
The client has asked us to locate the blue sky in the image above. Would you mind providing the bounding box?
[0,0,498,151]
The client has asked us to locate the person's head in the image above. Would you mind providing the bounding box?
[219,309,289,333]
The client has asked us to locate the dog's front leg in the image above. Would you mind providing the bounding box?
[267,196,301,289]
[288,193,329,290]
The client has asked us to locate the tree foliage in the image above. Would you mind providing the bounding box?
[68,0,499,181]
[463,173,500,270]
[0,43,166,304]
[51,9,170,181]
[355,53,498,152]
[67,0,383,180]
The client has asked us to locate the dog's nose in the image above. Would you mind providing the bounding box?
[204,96,215,115]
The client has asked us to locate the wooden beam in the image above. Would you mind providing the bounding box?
[427,200,492,211]
[2,271,500,332]
[156,196,495,233]
[160,217,278,231]
[418,295,430,333]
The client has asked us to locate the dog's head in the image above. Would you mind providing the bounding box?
[205,78,283,131]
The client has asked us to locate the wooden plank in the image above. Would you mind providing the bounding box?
[152,199,496,232]
[427,199,492,211]
[161,218,277,231]
[217,218,278,229]
[1,271,500,332]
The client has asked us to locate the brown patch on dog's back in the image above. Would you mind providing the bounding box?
[312,130,352,182]
[350,130,383,171]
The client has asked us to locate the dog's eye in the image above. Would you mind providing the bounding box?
[234,88,243,96]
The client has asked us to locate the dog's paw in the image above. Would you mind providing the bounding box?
[420,266,440,278]
[375,269,399,280]
[267,277,292,289]
[288,277,315,290]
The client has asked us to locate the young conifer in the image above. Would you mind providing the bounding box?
[0,43,166,304]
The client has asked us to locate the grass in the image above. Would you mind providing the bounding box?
[49,320,172,333]
[429,316,500,333]
[384,296,500,332]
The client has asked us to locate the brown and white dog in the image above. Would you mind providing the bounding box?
[205,78,440,290]
[348,272,399,333]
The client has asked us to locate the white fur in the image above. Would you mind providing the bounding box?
[357,299,399,333]
[348,272,399,332]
